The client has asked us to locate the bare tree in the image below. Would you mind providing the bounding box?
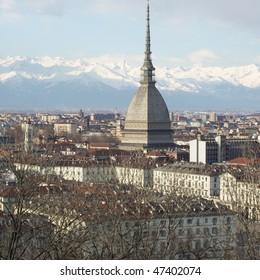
[0,147,93,259]
[1,145,258,260]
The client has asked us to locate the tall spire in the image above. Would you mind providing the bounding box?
[141,0,156,85]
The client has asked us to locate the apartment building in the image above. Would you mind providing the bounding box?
[54,123,78,136]
[220,171,260,219]
[190,134,259,164]
[153,163,221,197]
[82,195,237,260]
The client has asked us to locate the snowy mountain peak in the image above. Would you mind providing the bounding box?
[0,56,260,110]
[1,55,260,90]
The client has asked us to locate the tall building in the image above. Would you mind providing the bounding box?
[121,2,173,151]
[24,119,34,152]
[189,134,259,164]
[189,134,219,165]
[209,112,217,122]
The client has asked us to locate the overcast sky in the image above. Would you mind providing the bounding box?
[1,0,260,67]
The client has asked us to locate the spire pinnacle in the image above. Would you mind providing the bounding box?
[141,0,155,85]
[146,0,151,56]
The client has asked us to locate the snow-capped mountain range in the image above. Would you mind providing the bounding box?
[0,56,260,111]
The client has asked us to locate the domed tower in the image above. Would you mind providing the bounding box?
[121,1,173,150]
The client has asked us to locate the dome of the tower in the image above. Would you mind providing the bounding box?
[125,85,171,127]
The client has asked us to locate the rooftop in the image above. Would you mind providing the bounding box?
[154,162,223,176]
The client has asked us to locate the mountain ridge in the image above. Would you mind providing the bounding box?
[1,56,260,111]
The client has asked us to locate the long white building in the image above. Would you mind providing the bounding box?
[14,157,259,220]
[153,163,221,197]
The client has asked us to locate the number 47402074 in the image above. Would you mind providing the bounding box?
[153,267,201,276]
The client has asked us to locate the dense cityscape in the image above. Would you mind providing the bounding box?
[0,2,260,260]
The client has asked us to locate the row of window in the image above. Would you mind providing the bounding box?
[177,217,219,226]
[126,216,232,231]
[154,173,210,182]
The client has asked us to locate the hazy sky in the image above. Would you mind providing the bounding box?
[1,0,260,67]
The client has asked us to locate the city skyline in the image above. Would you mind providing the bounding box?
[0,1,260,267]
[1,0,260,67]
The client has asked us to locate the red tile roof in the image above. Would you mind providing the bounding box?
[90,143,116,148]
[0,186,18,197]
[226,157,260,165]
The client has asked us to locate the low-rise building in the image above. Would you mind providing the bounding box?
[220,171,260,219]
[153,163,221,197]
[54,123,78,136]
[0,186,17,213]
[80,193,237,260]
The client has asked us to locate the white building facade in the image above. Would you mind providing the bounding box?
[220,172,260,219]
[153,163,220,198]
